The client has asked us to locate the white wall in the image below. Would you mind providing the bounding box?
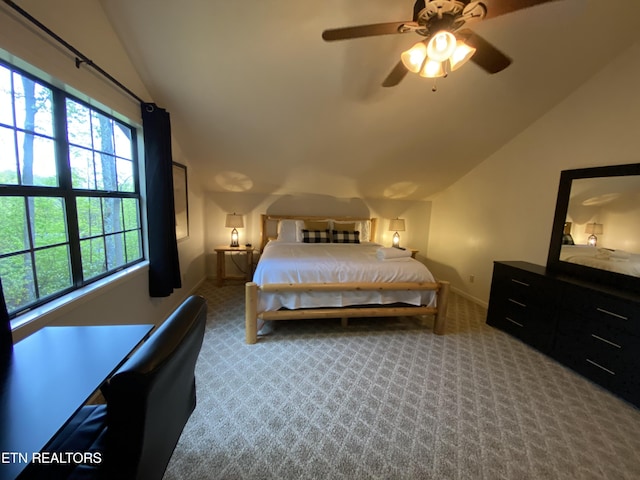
[0,0,207,341]
[427,40,640,306]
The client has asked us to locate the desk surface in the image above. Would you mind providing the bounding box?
[0,324,153,480]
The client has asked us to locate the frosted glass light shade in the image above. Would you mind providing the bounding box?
[419,59,446,78]
[449,40,476,71]
[426,31,457,62]
[401,42,428,73]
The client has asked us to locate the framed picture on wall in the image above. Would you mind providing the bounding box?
[173,162,189,240]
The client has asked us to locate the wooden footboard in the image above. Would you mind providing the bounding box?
[245,280,450,344]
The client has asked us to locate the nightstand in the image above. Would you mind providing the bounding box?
[214,245,254,286]
[409,248,418,259]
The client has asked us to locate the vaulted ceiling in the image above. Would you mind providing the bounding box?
[98,0,640,200]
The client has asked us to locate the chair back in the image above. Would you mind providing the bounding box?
[103,295,206,480]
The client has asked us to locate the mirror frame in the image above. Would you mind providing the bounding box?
[546,162,640,294]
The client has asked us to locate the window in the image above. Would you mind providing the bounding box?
[0,61,143,318]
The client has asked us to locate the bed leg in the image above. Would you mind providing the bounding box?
[341,317,348,328]
[434,280,450,335]
[245,282,258,344]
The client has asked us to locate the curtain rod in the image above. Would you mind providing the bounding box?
[2,0,146,104]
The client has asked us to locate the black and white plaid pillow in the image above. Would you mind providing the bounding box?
[332,230,360,244]
[302,229,331,243]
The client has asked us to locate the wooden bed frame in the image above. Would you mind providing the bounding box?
[245,214,450,344]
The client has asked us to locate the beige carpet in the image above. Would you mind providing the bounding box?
[164,281,640,479]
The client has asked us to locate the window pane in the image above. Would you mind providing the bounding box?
[0,126,18,184]
[69,145,96,189]
[125,230,141,262]
[18,132,58,186]
[0,196,28,255]
[0,65,13,127]
[31,196,67,248]
[12,73,54,137]
[102,197,123,233]
[66,99,92,148]
[95,152,117,191]
[116,158,134,192]
[122,198,139,230]
[35,245,72,297]
[81,237,106,280]
[0,253,35,313]
[76,196,103,238]
[92,111,115,155]
[114,122,132,160]
[105,233,125,270]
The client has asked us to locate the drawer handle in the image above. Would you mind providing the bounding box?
[596,307,628,320]
[508,298,527,308]
[585,358,616,375]
[505,317,524,327]
[591,334,621,349]
[511,279,530,287]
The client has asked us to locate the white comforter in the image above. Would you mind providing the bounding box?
[560,245,640,277]
[253,241,437,311]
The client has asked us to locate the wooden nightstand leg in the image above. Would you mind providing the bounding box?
[216,250,225,287]
[245,250,254,281]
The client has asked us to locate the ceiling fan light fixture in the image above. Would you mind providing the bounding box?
[419,58,446,78]
[425,30,457,62]
[400,41,428,73]
[449,39,476,71]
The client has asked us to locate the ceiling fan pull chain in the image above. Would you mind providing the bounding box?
[432,80,437,92]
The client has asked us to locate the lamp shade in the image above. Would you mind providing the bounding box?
[585,223,603,235]
[225,213,244,229]
[389,218,405,232]
[401,41,428,73]
[426,31,456,62]
[449,40,476,71]
[419,59,446,78]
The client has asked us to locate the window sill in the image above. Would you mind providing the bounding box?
[11,261,149,335]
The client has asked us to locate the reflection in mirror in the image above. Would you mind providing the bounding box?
[559,174,640,278]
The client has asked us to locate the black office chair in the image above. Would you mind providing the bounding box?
[22,294,207,480]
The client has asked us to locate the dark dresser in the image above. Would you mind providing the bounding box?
[487,260,640,408]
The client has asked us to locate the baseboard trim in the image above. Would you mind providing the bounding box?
[451,286,488,309]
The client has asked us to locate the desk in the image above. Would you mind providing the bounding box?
[0,324,153,480]
[215,245,254,286]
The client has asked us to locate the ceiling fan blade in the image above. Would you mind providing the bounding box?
[382,61,409,88]
[481,0,562,20]
[413,0,426,21]
[322,22,415,41]
[458,29,511,74]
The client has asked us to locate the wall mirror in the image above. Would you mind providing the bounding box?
[547,163,640,293]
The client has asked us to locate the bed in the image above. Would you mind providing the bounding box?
[560,245,640,277]
[245,215,449,344]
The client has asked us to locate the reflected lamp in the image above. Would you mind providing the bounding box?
[585,223,603,246]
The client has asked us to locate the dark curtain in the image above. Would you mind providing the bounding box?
[141,103,181,297]
[0,278,13,359]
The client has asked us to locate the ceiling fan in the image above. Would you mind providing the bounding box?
[322,0,562,88]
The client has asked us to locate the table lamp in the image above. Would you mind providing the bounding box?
[389,218,405,248]
[225,213,244,247]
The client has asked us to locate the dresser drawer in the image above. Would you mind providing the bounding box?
[492,263,559,306]
[554,328,640,399]
[487,263,558,351]
[562,284,640,337]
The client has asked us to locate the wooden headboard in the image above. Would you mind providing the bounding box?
[259,214,378,252]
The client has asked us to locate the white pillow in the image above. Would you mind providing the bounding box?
[277,220,298,243]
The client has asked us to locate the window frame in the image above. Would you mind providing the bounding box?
[0,60,144,320]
